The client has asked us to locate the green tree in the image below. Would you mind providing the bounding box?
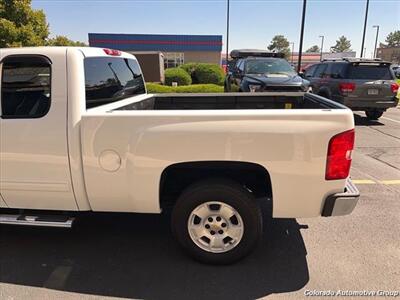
[47,35,86,46]
[306,45,320,53]
[384,30,400,47]
[0,0,86,48]
[331,36,352,53]
[0,0,49,47]
[267,35,290,59]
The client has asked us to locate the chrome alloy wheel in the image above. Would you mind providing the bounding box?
[187,201,244,253]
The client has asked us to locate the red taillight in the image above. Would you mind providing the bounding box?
[103,48,121,56]
[339,82,356,94]
[390,83,399,93]
[326,129,355,180]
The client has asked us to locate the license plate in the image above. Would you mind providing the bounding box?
[368,89,379,95]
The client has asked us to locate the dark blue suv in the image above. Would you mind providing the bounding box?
[224,49,310,93]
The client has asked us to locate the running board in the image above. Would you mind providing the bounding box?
[0,214,74,228]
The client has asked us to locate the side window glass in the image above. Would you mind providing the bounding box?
[329,64,345,78]
[1,56,51,119]
[235,59,242,70]
[314,64,328,78]
[237,60,245,72]
[305,64,317,78]
[84,57,146,109]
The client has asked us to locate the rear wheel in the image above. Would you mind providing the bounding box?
[365,110,383,120]
[171,179,263,264]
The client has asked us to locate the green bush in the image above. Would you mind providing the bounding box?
[179,63,225,85]
[146,83,224,94]
[192,63,225,86]
[165,67,192,86]
[179,63,199,78]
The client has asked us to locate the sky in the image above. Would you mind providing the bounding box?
[32,0,400,58]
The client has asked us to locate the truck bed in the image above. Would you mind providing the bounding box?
[113,92,346,111]
[80,91,353,217]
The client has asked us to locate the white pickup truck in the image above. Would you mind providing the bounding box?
[0,47,359,264]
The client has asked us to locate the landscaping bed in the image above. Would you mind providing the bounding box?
[146,83,224,94]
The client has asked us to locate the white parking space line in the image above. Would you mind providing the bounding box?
[380,180,400,185]
[352,179,376,184]
[381,117,400,124]
[353,179,400,185]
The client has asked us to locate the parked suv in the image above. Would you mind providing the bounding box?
[392,65,400,78]
[304,58,399,120]
[225,49,310,93]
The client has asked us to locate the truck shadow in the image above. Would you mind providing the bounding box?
[354,113,384,126]
[0,203,309,299]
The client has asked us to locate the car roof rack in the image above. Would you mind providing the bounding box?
[230,49,285,59]
[321,57,391,64]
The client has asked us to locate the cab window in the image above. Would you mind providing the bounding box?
[84,57,146,109]
[1,56,51,119]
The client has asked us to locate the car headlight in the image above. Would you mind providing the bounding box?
[302,80,311,92]
[249,84,262,92]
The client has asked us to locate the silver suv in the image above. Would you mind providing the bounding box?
[304,58,399,120]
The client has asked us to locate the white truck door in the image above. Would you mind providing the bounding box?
[0,52,78,210]
[0,49,7,208]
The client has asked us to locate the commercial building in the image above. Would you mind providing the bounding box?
[376,46,400,64]
[88,33,223,82]
[291,52,356,69]
[221,51,356,71]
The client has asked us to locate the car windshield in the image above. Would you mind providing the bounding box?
[347,64,393,80]
[245,59,295,76]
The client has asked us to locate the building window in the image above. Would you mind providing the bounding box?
[1,55,51,119]
[164,53,184,68]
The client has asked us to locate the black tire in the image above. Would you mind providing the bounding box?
[365,110,383,120]
[171,178,263,264]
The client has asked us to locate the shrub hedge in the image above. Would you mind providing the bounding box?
[164,67,192,86]
[193,64,225,86]
[179,63,225,85]
[146,83,224,93]
[179,63,199,78]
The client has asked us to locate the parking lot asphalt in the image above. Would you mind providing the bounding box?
[1,107,399,300]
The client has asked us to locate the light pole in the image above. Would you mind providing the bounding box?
[297,0,307,72]
[319,35,324,61]
[225,0,230,67]
[360,0,370,58]
[373,25,380,58]
[290,42,295,64]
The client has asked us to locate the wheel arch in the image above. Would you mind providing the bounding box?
[159,161,273,209]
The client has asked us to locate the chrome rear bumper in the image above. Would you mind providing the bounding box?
[322,178,360,217]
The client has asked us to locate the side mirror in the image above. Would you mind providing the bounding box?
[298,72,305,78]
[235,69,244,77]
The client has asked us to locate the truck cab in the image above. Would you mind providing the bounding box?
[0,47,146,211]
